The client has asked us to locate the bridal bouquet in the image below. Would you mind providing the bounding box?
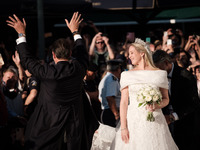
[137,85,162,122]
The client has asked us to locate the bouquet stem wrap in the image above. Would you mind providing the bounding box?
[147,111,155,122]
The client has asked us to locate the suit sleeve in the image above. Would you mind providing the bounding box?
[177,70,200,119]
[72,39,89,75]
[16,42,52,80]
[187,72,200,108]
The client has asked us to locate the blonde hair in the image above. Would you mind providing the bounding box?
[130,42,156,68]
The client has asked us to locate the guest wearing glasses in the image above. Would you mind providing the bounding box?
[89,32,115,78]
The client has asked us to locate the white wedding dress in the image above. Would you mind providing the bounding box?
[91,70,179,150]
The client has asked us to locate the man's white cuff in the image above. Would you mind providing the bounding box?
[73,34,82,41]
[16,37,26,45]
[172,112,179,121]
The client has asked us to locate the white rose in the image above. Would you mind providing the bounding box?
[137,95,145,103]
[144,86,151,92]
[138,89,144,95]
[143,91,149,96]
[153,94,159,102]
[145,95,152,102]
[156,90,161,95]
[149,89,156,95]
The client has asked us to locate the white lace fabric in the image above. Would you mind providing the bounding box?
[91,123,116,150]
[91,70,178,150]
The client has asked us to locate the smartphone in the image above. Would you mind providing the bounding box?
[167,39,172,45]
[0,54,4,66]
[146,37,151,43]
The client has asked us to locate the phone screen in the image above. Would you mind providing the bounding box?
[167,39,172,45]
[146,37,151,43]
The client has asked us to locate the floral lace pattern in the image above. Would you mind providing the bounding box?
[91,123,116,150]
[110,83,178,150]
[91,70,179,150]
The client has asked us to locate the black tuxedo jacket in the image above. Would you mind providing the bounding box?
[171,63,200,119]
[170,63,200,149]
[16,38,92,150]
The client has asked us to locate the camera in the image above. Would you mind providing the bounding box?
[192,34,197,39]
[101,33,108,37]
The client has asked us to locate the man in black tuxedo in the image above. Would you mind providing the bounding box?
[6,12,92,150]
[153,50,200,150]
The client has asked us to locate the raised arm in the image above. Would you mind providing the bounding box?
[12,50,25,83]
[7,12,88,79]
[102,36,115,59]
[176,29,185,49]
[89,32,102,56]
[65,12,89,72]
[194,37,200,59]
[7,14,45,78]
[184,36,193,51]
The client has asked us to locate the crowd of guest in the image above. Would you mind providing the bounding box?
[0,16,200,150]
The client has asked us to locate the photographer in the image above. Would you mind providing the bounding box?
[162,28,185,53]
[185,35,200,60]
[89,32,115,78]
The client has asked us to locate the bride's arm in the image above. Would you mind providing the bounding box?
[120,87,129,143]
[155,88,169,109]
[147,88,169,111]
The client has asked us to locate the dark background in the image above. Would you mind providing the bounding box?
[1,0,200,58]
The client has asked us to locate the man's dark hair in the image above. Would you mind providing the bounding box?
[50,38,72,59]
[153,50,172,64]
[179,49,191,59]
[88,62,98,72]
[106,59,123,72]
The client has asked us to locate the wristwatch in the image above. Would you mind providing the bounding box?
[18,33,26,37]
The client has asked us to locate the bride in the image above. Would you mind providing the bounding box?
[91,38,178,150]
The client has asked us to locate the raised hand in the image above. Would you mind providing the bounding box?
[65,12,83,33]
[94,32,102,40]
[12,50,21,67]
[102,36,109,45]
[176,29,183,37]
[6,14,26,34]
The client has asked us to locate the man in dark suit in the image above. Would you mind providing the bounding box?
[7,12,90,150]
[153,50,200,150]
